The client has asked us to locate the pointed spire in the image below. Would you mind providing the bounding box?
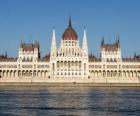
[5,51,7,58]
[90,50,92,56]
[115,34,120,47]
[52,27,56,48]
[51,27,57,57]
[117,35,120,44]
[101,36,104,46]
[52,27,56,42]
[134,52,137,58]
[68,16,72,28]
[82,27,88,55]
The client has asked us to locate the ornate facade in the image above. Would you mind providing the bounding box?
[0,19,140,83]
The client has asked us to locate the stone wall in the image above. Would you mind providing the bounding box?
[0,76,139,84]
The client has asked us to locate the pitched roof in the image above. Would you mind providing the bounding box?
[101,43,120,51]
[20,42,39,51]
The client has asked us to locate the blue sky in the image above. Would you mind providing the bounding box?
[0,0,140,57]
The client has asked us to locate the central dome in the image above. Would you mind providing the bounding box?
[62,18,78,40]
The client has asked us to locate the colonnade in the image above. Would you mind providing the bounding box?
[90,70,140,78]
[0,70,49,78]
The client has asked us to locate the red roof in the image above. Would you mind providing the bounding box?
[22,45,34,51]
[62,27,78,40]
[101,44,120,51]
[20,42,39,52]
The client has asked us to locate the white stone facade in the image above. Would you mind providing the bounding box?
[0,19,140,83]
[50,26,89,79]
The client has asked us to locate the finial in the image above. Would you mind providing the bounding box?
[83,26,86,35]
[101,36,104,46]
[5,51,7,58]
[52,26,55,34]
[91,50,92,56]
[53,25,55,29]
[116,33,120,44]
[68,16,72,27]
[117,35,120,44]
[134,52,137,58]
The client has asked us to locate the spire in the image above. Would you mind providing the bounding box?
[134,52,137,58]
[20,40,23,47]
[117,35,120,44]
[51,27,57,57]
[52,27,56,44]
[116,34,120,47]
[5,51,7,58]
[82,27,88,55]
[101,36,104,46]
[68,16,72,28]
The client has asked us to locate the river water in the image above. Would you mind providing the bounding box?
[0,85,140,116]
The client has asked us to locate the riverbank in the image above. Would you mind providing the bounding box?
[1,82,140,87]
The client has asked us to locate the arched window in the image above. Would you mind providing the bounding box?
[52,63,55,71]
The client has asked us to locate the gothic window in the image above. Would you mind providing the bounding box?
[107,58,109,62]
[79,61,81,68]
[84,63,86,71]
[30,57,33,62]
[75,61,78,66]
[77,53,79,56]
[68,61,70,68]
[52,63,55,71]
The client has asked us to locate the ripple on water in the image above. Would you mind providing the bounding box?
[0,86,140,116]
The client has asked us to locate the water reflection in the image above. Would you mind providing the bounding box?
[0,85,140,116]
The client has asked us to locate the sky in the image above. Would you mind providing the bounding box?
[0,0,140,57]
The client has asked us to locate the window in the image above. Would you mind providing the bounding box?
[52,63,55,71]
[84,63,86,71]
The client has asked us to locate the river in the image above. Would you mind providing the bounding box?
[0,85,140,116]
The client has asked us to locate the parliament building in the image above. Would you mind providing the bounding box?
[0,19,140,83]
